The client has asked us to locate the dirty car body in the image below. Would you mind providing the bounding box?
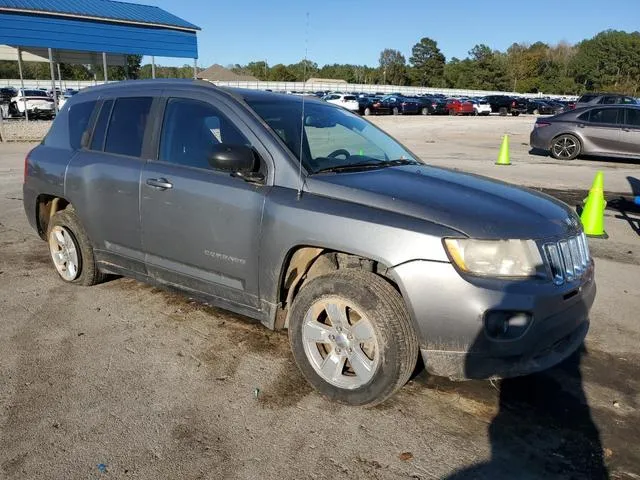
[24,80,595,404]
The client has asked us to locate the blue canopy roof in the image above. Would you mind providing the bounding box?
[0,0,199,31]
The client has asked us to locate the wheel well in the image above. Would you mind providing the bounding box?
[36,195,71,240]
[276,247,393,329]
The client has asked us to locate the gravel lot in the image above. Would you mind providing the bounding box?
[1,116,639,479]
[0,119,51,142]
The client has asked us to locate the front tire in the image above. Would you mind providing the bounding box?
[47,209,104,286]
[421,107,429,115]
[288,270,419,407]
[364,107,371,116]
[550,134,581,160]
[392,107,399,115]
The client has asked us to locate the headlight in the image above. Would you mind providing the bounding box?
[444,238,544,278]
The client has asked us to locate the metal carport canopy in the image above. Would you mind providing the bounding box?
[0,0,200,58]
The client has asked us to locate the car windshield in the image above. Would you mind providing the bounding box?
[246,98,420,174]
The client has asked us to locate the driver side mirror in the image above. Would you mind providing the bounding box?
[208,144,264,183]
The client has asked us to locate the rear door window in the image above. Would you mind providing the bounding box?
[588,108,621,125]
[68,100,97,150]
[104,97,153,157]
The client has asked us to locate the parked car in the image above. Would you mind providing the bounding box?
[485,95,526,116]
[530,104,640,160]
[9,88,55,119]
[380,95,420,115]
[25,80,595,406]
[526,100,561,115]
[446,98,474,115]
[471,98,491,116]
[575,93,637,109]
[430,97,449,115]
[323,94,359,113]
[358,96,391,116]
[410,96,437,115]
[0,87,15,119]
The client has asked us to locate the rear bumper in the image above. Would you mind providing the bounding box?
[389,259,595,380]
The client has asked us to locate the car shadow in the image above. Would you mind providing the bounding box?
[528,149,640,166]
[440,273,608,479]
[608,176,640,236]
[442,345,608,479]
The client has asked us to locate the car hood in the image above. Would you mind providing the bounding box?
[306,165,578,239]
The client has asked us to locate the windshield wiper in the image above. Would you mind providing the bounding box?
[313,158,419,174]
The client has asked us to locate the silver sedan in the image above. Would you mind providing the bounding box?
[530,105,640,160]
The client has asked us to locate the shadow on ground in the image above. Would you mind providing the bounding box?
[442,346,609,480]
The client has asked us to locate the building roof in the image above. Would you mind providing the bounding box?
[0,0,199,31]
[197,64,258,82]
[306,77,348,84]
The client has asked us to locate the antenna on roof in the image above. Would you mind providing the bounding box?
[297,11,310,199]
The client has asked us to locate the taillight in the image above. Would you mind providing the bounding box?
[535,122,551,128]
[401,102,407,106]
[432,103,437,107]
[511,101,516,107]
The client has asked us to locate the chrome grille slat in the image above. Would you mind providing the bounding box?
[544,233,590,286]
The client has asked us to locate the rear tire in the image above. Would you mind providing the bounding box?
[533,109,539,115]
[512,111,520,116]
[421,107,428,115]
[288,270,419,407]
[392,107,399,115]
[47,209,105,286]
[550,134,581,160]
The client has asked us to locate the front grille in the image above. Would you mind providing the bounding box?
[543,232,590,286]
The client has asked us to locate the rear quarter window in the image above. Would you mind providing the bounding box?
[68,100,97,150]
[578,94,597,103]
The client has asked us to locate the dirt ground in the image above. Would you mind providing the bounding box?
[1,115,639,479]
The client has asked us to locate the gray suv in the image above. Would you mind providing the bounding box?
[23,80,596,406]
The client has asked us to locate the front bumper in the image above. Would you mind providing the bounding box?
[389,259,595,380]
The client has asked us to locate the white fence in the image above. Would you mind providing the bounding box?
[0,78,577,100]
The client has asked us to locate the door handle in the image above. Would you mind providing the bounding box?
[146,178,173,190]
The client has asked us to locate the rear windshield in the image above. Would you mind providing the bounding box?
[24,90,49,97]
[343,96,356,101]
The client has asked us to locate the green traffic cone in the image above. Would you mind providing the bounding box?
[580,171,607,238]
[496,135,511,165]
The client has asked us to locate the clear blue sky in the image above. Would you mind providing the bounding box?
[145,0,639,67]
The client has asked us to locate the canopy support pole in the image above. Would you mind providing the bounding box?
[17,47,28,122]
[151,56,156,79]
[102,52,108,84]
[193,58,197,79]
[48,48,58,114]
[57,63,63,95]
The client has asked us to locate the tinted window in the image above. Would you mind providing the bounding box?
[622,97,637,104]
[24,90,48,97]
[624,108,640,127]
[159,98,250,170]
[104,97,152,157]
[90,100,113,151]
[343,96,356,101]
[600,96,618,104]
[578,94,597,103]
[588,108,620,124]
[68,100,97,150]
[577,111,590,121]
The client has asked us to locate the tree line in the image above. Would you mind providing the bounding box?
[1,30,639,94]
